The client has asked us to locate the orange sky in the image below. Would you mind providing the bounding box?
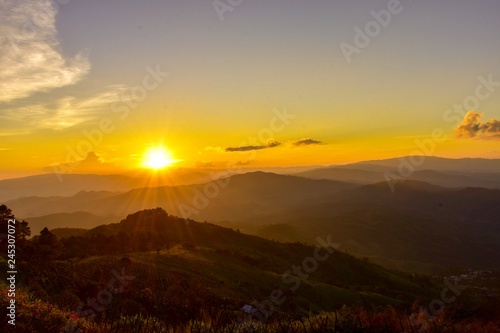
[1,1,500,180]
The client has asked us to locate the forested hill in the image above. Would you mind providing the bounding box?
[2,206,498,332]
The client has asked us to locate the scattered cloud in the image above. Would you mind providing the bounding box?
[0,0,129,134]
[204,146,225,153]
[290,138,326,147]
[235,159,252,166]
[44,152,116,174]
[0,87,127,131]
[205,137,322,154]
[0,0,90,103]
[455,111,500,139]
[225,139,281,152]
[195,161,215,168]
[0,128,31,137]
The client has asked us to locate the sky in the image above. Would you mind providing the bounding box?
[1,0,500,179]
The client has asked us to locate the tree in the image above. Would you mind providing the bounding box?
[0,205,31,251]
[39,227,58,245]
[35,227,61,259]
[0,204,15,222]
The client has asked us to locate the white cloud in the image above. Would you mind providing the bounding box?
[0,86,127,130]
[0,0,90,103]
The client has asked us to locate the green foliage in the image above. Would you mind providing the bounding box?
[0,282,89,332]
[1,206,498,332]
[0,204,30,244]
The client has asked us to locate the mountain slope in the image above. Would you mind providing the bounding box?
[7,172,355,224]
[0,174,136,201]
[235,181,500,273]
[0,169,223,202]
[7,190,118,218]
[347,156,500,173]
[20,208,436,319]
[297,165,500,189]
[25,212,119,236]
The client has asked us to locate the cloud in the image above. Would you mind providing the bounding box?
[195,161,215,168]
[0,0,91,103]
[224,139,281,152]
[44,152,115,174]
[455,111,500,139]
[266,139,281,148]
[0,87,127,131]
[290,138,325,146]
[235,159,252,166]
[204,146,225,153]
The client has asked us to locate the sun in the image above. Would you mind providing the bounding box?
[141,147,177,170]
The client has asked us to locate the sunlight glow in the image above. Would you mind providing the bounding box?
[142,147,177,170]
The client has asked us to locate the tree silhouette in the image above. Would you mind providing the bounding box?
[1,204,30,239]
[34,227,61,259]
[39,227,58,245]
[0,205,31,255]
[0,204,14,221]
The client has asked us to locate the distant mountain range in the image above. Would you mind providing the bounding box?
[242,180,500,273]
[296,156,500,189]
[15,208,442,329]
[0,168,222,202]
[3,156,500,273]
[347,156,500,172]
[2,156,499,202]
[8,172,354,221]
[25,212,119,236]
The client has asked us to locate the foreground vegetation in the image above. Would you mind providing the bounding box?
[1,206,499,332]
[1,284,499,332]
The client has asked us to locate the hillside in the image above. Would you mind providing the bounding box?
[25,212,119,236]
[297,162,500,189]
[298,167,500,189]
[0,169,221,202]
[347,156,500,173]
[7,208,441,329]
[3,207,498,332]
[234,181,500,273]
[5,170,500,275]
[6,172,355,224]
[0,174,136,202]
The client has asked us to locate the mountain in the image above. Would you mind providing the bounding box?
[3,207,499,332]
[296,157,500,189]
[6,190,119,218]
[24,212,118,236]
[0,174,136,202]
[296,167,385,184]
[49,227,88,238]
[236,181,500,273]
[297,167,500,188]
[7,172,355,224]
[8,171,500,274]
[346,156,500,173]
[0,168,225,202]
[20,208,438,316]
[4,157,500,276]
